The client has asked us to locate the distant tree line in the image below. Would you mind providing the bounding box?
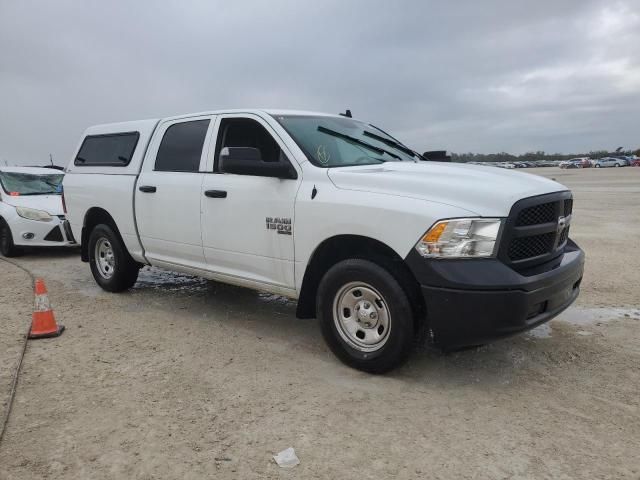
[450,148,640,163]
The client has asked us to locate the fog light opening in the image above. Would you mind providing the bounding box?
[22,232,35,240]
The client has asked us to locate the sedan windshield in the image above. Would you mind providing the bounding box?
[0,172,64,195]
[275,115,419,167]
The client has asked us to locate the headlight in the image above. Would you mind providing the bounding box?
[15,207,53,222]
[415,218,502,258]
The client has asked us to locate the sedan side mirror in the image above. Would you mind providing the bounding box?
[219,147,297,179]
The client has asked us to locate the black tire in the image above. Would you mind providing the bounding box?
[317,258,415,373]
[595,164,601,168]
[0,219,23,257]
[88,224,140,292]
[614,163,620,167]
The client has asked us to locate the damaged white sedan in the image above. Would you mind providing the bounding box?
[0,167,76,256]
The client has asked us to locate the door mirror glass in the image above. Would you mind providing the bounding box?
[220,157,295,179]
[219,146,263,163]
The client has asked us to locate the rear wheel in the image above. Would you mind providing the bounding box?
[317,258,415,373]
[614,163,620,167]
[0,219,22,257]
[88,224,139,292]
[595,164,601,168]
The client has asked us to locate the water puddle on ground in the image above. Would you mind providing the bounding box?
[132,268,295,308]
[558,306,640,326]
[528,323,553,338]
[257,292,296,306]
[527,306,639,339]
[134,266,208,292]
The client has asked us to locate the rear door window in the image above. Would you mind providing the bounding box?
[155,120,210,172]
[75,132,139,166]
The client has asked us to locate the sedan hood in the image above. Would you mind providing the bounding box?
[327,162,567,217]
[2,194,65,216]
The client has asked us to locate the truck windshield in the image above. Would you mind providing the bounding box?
[275,115,419,167]
[0,172,64,196]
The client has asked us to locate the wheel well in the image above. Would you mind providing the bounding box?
[81,208,119,262]
[296,235,425,324]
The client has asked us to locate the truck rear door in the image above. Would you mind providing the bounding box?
[135,115,214,270]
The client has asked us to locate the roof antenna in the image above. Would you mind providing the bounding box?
[339,109,352,118]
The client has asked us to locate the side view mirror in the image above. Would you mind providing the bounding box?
[219,147,297,179]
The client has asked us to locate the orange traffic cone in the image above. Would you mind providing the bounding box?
[28,278,64,339]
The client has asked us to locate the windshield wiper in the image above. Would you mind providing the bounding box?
[317,126,400,160]
[367,125,425,161]
[363,130,418,158]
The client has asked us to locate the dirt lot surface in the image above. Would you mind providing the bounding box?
[1,167,639,479]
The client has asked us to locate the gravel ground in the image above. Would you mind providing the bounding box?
[0,167,639,479]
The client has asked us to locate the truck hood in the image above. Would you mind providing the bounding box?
[327,162,567,217]
[2,194,65,216]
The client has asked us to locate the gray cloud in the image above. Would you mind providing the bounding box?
[1,0,639,166]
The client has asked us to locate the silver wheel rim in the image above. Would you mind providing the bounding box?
[95,237,115,279]
[332,282,391,352]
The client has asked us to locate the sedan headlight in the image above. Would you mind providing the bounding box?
[415,218,502,258]
[15,207,53,222]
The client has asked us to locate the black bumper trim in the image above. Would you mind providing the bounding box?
[406,240,585,348]
[43,225,64,242]
[62,220,76,243]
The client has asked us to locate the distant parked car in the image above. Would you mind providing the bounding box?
[594,157,623,168]
[561,157,591,169]
[613,156,633,166]
[631,158,640,167]
[577,157,592,168]
[560,159,581,169]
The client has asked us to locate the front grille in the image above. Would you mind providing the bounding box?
[44,226,63,242]
[499,191,573,272]
[564,199,573,216]
[508,232,555,260]
[558,226,570,245]
[516,202,556,226]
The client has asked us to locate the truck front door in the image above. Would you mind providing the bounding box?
[200,114,300,292]
[136,116,214,270]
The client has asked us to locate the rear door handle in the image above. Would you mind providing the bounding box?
[138,185,157,193]
[204,190,227,198]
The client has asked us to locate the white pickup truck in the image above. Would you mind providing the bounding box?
[63,109,584,372]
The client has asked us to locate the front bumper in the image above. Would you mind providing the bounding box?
[405,240,585,348]
[11,215,76,247]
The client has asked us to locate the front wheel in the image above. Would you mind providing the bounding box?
[614,163,620,167]
[595,164,601,168]
[0,219,22,257]
[317,259,416,373]
[88,224,140,292]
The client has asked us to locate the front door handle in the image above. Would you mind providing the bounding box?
[204,190,227,198]
[138,185,157,193]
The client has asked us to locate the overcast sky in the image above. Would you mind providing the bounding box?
[1,0,639,166]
